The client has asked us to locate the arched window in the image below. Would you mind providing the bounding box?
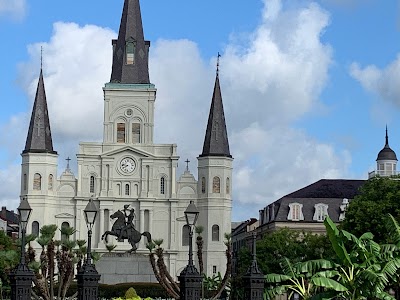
[126,39,135,65]
[61,222,70,241]
[201,177,206,194]
[226,177,230,194]
[23,174,27,191]
[117,123,126,143]
[32,221,39,236]
[117,183,121,196]
[182,225,190,246]
[48,174,53,190]
[160,177,165,195]
[132,123,141,143]
[125,184,130,196]
[212,225,220,241]
[212,177,220,193]
[89,176,95,194]
[33,173,42,190]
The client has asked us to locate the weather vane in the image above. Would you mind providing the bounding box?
[216,52,221,75]
[40,46,43,69]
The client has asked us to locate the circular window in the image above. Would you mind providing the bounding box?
[126,109,133,117]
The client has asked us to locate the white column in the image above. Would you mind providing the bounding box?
[149,210,154,234]
[98,209,105,248]
[139,209,145,249]
[171,163,176,197]
[108,210,114,231]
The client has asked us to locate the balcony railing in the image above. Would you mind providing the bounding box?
[368,170,400,179]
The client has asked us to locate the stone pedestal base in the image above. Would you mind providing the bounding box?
[96,253,157,284]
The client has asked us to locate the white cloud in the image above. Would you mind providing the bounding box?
[0,0,26,20]
[350,55,400,106]
[0,164,21,209]
[1,0,350,219]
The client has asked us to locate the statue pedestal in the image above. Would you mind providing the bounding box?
[96,252,157,284]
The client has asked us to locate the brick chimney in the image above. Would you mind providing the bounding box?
[1,207,6,220]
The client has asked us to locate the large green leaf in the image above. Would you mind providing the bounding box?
[297,259,336,274]
[324,216,351,266]
[311,277,348,291]
[265,273,292,283]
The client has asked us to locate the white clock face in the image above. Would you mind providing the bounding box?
[120,157,136,174]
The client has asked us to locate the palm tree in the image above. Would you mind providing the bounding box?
[195,225,204,275]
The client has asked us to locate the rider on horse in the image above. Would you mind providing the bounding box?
[118,204,135,242]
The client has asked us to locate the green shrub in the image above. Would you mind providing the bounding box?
[125,287,138,299]
[99,282,169,299]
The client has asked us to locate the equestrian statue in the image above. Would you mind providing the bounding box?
[101,204,152,253]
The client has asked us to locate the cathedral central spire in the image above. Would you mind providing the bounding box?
[110,0,150,84]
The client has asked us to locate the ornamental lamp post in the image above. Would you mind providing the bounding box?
[10,197,34,300]
[243,232,264,300]
[179,201,202,300]
[77,198,101,300]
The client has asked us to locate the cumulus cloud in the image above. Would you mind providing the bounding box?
[350,55,400,106]
[0,0,26,20]
[1,0,350,220]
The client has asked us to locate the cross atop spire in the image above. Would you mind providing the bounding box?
[110,0,150,84]
[66,157,71,170]
[185,159,190,171]
[23,66,56,155]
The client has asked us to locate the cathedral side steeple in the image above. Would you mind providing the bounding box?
[23,68,56,154]
[200,59,231,158]
[110,0,150,84]
[197,57,233,276]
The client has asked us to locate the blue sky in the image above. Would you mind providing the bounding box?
[0,0,399,221]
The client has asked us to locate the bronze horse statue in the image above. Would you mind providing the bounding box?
[101,210,152,253]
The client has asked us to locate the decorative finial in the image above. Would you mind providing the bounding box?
[216,52,221,76]
[40,46,43,70]
[185,159,190,172]
[66,157,71,170]
[386,125,389,147]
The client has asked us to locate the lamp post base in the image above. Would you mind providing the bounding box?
[179,265,202,300]
[76,263,101,300]
[9,263,34,300]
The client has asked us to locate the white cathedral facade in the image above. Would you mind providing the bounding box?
[20,0,232,278]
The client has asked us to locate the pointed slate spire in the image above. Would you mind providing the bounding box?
[377,125,397,161]
[110,0,150,84]
[200,55,231,158]
[23,69,56,154]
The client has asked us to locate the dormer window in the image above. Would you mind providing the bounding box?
[313,203,328,222]
[126,39,136,65]
[288,203,304,221]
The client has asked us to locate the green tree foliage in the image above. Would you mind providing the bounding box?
[342,176,400,243]
[264,216,400,300]
[0,231,18,287]
[256,228,335,275]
